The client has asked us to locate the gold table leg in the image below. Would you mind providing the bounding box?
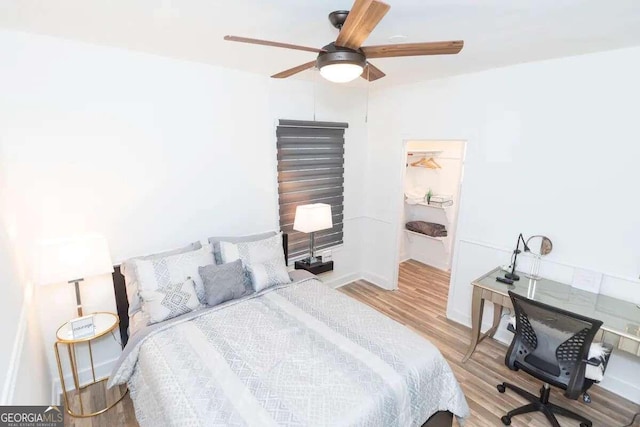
[55,340,128,418]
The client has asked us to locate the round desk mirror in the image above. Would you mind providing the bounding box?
[526,235,553,256]
[525,235,552,280]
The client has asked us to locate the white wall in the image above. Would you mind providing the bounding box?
[0,156,51,404]
[0,29,367,399]
[365,46,640,403]
[0,216,25,403]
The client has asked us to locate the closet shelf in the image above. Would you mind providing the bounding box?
[405,230,446,242]
[407,150,443,156]
[406,201,448,210]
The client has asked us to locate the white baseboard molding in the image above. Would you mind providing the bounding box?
[51,357,119,404]
[599,375,640,404]
[446,308,640,404]
[1,302,27,405]
[362,271,394,290]
[322,272,361,289]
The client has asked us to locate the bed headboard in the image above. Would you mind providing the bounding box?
[112,233,289,347]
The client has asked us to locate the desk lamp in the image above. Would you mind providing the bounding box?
[504,233,530,281]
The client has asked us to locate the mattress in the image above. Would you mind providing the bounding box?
[109,271,469,426]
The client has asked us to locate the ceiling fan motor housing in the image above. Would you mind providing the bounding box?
[316,43,366,70]
[328,10,350,29]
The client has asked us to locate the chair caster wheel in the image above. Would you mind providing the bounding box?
[497,384,506,393]
[501,415,511,425]
[582,392,591,403]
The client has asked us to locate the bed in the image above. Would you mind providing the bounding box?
[108,235,469,426]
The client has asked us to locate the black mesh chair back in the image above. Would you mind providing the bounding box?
[507,291,603,399]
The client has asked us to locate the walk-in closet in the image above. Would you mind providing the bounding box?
[399,140,465,271]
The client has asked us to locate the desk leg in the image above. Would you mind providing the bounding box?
[488,304,503,338]
[462,286,484,363]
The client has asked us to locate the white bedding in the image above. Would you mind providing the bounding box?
[109,272,469,426]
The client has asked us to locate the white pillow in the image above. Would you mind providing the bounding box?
[133,244,214,305]
[219,232,290,292]
[139,278,200,325]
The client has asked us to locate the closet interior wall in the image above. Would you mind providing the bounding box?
[401,140,465,271]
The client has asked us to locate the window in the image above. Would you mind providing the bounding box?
[276,119,348,261]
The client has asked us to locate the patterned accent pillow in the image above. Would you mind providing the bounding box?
[219,232,291,292]
[121,241,202,317]
[208,231,276,265]
[247,258,291,292]
[133,244,215,306]
[139,278,200,325]
[198,259,248,307]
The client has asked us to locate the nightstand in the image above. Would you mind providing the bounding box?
[294,258,334,275]
[54,312,128,417]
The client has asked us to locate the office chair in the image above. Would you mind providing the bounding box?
[497,291,611,427]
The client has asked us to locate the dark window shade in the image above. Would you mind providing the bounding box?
[277,119,348,261]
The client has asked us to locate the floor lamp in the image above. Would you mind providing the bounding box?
[35,234,114,318]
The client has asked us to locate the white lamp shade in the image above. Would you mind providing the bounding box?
[35,234,114,286]
[293,204,333,233]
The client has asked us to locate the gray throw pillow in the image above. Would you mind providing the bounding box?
[208,231,276,265]
[198,260,247,307]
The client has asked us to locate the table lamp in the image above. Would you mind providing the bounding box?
[293,203,333,265]
[35,234,113,318]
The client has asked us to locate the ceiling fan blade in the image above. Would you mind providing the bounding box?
[335,0,390,50]
[361,40,464,58]
[224,36,325,54]
[271,61,317,79]
[361,62,386,81]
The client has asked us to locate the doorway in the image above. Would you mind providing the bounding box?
[396,140,466,283]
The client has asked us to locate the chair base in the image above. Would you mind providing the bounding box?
[497,382,592,427]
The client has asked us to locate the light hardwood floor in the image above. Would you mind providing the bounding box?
[339,261,640,427]
[66,260,639,426]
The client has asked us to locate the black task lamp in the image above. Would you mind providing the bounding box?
[505,233,530,281]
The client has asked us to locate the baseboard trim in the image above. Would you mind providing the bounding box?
[599,375,640,404]
[362,271,394,290]
[0,302,27,405]
[51,357,119,403]
[322,272,361,289]
[51,382,58,406]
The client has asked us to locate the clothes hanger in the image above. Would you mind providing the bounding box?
[426,157,442,169]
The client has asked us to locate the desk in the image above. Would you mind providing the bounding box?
[462,267,640,363]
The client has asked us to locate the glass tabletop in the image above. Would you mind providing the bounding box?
[476,268,640,340]
[56,312,119,343]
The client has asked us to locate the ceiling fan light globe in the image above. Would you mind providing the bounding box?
[319,63,364,83]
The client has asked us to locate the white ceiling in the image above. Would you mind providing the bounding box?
[2,0,640,87]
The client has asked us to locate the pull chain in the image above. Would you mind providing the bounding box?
[365,64,370,123]
[313,67,318,121]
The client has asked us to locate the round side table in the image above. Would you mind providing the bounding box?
[54,312,128,418]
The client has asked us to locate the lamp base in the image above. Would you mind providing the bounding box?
[504,272,520,281]
[298,256,323,267]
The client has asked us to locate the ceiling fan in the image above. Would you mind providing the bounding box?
[224,0,463,83]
